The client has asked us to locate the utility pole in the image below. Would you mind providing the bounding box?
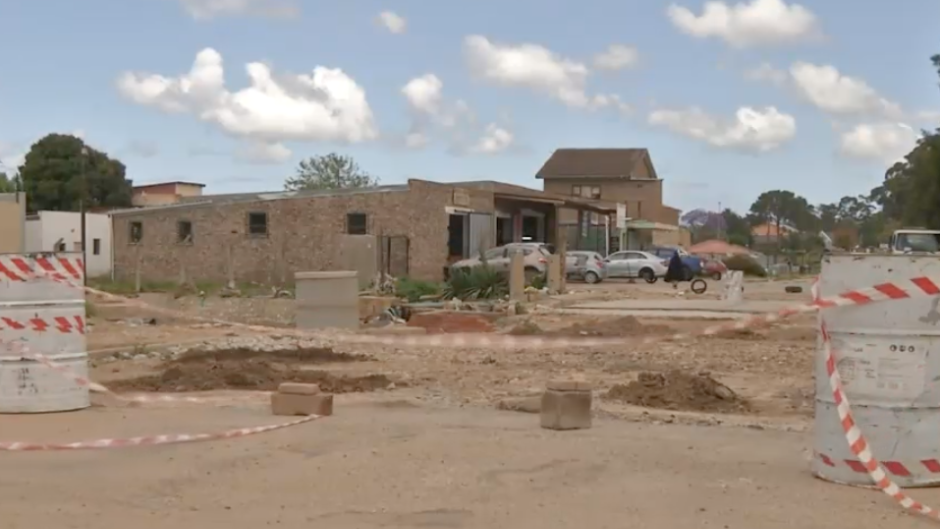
[79,147,88,286]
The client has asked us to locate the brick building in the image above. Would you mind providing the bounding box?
[536,148,683,250]
[110,179,613,284]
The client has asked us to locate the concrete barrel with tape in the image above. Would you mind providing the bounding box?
[0,252,89,413]
[294,271,360,330]
[814,253,940,487]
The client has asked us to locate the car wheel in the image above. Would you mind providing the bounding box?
[639,268,656,283]
[583,271,599,284]
[711,271,722,281]
[682,266,694,281]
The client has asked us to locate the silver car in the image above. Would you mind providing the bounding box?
[604,250,668,282]
[450,243,550,283]
[565,251,608,284]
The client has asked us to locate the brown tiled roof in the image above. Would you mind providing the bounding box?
[535,148,649,179]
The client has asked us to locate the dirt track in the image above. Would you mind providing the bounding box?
[1,403,933,528]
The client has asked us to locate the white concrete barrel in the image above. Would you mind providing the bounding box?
[0,252,89,413]
[294,271,360,330]
[814,254,940,487]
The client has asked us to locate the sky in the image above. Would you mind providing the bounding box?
[0,0,937,214]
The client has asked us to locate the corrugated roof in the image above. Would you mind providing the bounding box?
[535,148,651,179]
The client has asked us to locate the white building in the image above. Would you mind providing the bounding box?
[25,211,112,277]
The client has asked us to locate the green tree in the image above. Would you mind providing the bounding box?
[18,133,132,212]
[0,172,19,193]
[720,208,752,246]
[284,153,378,191]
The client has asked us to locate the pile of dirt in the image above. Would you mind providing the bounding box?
[507,321,543,335]
[109,347,395,394]
[175,346,370,364]
[555,316,673,337]
[605,370,749,413]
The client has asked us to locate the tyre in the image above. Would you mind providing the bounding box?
[639,268,656,283]
[711,271,722,281]
[690,278,707,294]
[682,266,694,281]
[583,271,600,284]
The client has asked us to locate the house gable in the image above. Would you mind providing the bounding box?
[535,148,656,180]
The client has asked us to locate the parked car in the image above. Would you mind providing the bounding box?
[701,258,728,280]
[649,246,703,281]
[604,250,668,282]
[565,251,608,284]
[450,243,550,282]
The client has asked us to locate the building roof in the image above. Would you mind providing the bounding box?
[535,148,653,179]
[133,181,207,191]
[451,180,617,213]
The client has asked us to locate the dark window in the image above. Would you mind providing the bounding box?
[589,186,601,199]
[346,212,368,235]
[247,212,267,236]
[177,220,193,243]
[55,241,66,252]
[571,185,581,197]
[130,221,143,244]
[92,238,101,255]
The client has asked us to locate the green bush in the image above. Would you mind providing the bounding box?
[396,277,441,302]
[723,254,768,277]
[443,266,508,300]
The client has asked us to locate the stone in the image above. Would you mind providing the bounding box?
[540,386,592,431]
[277,382,320,395]
[496,396,541,414]
[271,393,334,417]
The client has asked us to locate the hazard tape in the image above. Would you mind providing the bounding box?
[0,315,85,334]
[0,414,319,451]
[813,278,940,521]
[0,255,83,282]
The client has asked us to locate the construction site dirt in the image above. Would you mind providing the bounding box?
[5,279,931,528]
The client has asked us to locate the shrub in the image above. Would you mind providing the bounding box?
[443,266,508,300]
[723,254,768,277]
[396,277,441,302]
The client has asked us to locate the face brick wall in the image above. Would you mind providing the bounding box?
[112,180,494,285]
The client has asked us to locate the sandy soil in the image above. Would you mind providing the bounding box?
[4,280,911,528]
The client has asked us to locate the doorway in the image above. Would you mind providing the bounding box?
[496,216,512,245]
[522,215,542,242]
[448,214,466,261]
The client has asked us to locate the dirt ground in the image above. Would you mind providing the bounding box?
[5,278,912,528]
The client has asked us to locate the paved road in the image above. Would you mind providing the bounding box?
[1,402,932,528]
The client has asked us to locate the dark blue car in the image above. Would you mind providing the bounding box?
[649,246,703,281]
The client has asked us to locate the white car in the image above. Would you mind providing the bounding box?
[604,251,668,282]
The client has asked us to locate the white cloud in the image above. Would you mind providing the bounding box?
[744,62,787,85]
[238,141,292,164]
[648,106,796,152]
[376,11,407,34]
[402,74,443,116]
[789,62,902,118]
[840,123,918,165]
[117,48,378,147]
[178,0,298,19]
[667,0,821,47]
[464,35,620,110]
[593,44,640,71]
[470,124,514,154]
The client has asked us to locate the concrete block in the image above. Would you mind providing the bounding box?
[271,392,334,417]
[278,382,320,395]
[540,383,592,431]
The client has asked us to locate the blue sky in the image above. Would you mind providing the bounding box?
[0,0,937,214]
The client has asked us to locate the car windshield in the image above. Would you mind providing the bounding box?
[895,233,940,252]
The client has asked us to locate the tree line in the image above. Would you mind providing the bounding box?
[683,53,940,253]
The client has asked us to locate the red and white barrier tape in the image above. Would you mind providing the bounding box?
[813,277,940,521]
[0,414,319,452]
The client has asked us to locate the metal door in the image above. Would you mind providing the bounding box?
[468,212,493,258]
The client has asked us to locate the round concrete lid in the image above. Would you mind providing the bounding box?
[294,271,359,280]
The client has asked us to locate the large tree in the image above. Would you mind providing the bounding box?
[748,190,814,236]
[0,172,19,193]
[18,133,132,212]
[284,153,379,191]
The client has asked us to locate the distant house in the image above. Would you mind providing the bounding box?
[25,211,112,277]
[132,181,206,207]
[0,192,26,253]
[751,222,798,244]
[535,148,682,250]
